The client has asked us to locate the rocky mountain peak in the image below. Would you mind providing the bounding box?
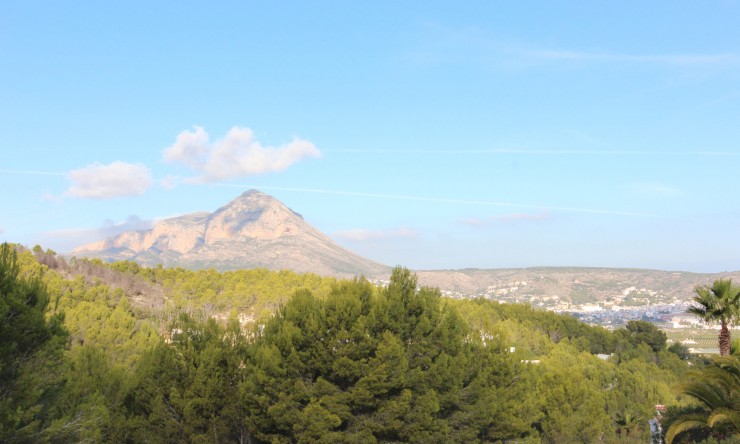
[72,190,389,278]
[204,190,307,244]
[218,190,303,218]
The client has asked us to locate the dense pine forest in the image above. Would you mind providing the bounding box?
[1,243,738,443]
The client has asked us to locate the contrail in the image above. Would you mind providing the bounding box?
[0,169,66,176]
[214,184,648,217]
[322,148,740,156]
[0,168,650,216]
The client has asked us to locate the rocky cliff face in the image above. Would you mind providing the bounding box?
[73,190,389,278]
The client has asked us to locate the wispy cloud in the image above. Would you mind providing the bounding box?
[629,181,682,198]
[323,148,740,156]
[163,126,321,182]
[521,48,740,65]
[0,226,4,235]
[37,215,154,252]
[214,184,647,217]
[473,24,738,66]
[561,128,599,144]
[461,211,551,226]
[334,227,418,241]
[159,175,182,190]
[41,193,64,204]
[410,23,740,70]
[65,162,153,199]
[0,169,66,176]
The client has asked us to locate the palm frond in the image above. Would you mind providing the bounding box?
[667,356,740,443]
[707,407,740,431]
[665,416,709,444]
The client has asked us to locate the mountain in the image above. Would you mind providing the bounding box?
[73,190,390,278]
[413,267,740,305]
[72,190,740,304]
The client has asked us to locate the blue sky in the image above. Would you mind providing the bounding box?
[1,1,739,272]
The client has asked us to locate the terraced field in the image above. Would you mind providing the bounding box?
[664,328,731,354]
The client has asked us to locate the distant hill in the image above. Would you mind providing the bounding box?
[414,267,740,304]
[73,190,390,278]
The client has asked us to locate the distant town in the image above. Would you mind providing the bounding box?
[372,277,717,331]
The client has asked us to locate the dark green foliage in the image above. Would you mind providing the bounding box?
[662,404,713,444]
[614,411,644,440]
[664,356,740,444]
[622,320,668,353]
[241,268,539,442]
[47,345,130,442]
[0,243,67,441]
[125,314,250,443]
[669,342,692,361]
[690,279,740,356]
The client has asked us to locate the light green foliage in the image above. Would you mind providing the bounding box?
[453,297,616,354]
[607,357,677,431]
[140,265,337,317]
[534,343,614,443]
[454,296,685,443]
[47,276,160,369]
[7,249,161,369]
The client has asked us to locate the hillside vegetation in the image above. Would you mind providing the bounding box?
[0,244,726,443]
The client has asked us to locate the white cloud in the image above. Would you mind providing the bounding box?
[162,126,210,169]
[66,162,153,199]
[0,226,4,235]
[99,215,155,235]
[334,227,418,241]
[163,126,321,182]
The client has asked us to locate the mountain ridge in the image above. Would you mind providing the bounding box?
[413,266,740,306]
[72,190,740,303]
[73,190,390,278]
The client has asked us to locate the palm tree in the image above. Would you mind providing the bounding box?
[689,279,740,356]
[615,411,644,440]
[665,356,740,443]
